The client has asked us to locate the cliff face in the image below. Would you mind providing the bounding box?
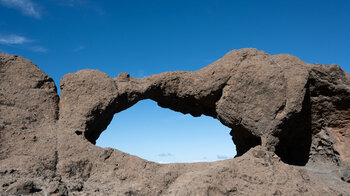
[0,49,349,195]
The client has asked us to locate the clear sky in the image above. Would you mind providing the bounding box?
[0,0,349,163]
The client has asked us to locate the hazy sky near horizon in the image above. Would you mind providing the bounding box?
[0,0,349,163]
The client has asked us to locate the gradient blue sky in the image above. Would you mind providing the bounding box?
[0,0,349,163]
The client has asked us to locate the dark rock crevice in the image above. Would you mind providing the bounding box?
[230,126,262,157]
[274,83,312,166]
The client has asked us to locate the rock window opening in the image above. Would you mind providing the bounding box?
[96,100,236,163]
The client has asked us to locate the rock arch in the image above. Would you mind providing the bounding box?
[95,99,235,162]
[58,48,348,166]
[1,49,350,195]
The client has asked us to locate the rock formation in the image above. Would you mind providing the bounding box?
[0,49,349,195]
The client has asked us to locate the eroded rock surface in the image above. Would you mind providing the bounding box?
[1,49,349,195]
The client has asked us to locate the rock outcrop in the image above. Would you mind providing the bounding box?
[0,49,349,195]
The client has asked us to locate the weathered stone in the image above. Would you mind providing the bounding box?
[1,49,349,195]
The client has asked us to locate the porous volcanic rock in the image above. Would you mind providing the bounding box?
[0,49,349,195]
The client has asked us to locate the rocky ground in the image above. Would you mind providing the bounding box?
[0,49,349,195]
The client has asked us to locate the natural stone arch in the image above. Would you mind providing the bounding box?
[58,49,321,165]
[2,49,350,195]
[58,68,253,156]
[95,99,235,162]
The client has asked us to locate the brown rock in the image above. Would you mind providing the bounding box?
[1,49,349,195]
[0,54,59,181]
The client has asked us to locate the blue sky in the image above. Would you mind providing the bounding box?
[0,0,349,163]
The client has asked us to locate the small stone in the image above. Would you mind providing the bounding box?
[340,170,350,183]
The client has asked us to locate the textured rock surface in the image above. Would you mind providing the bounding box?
[0,49,349,195]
